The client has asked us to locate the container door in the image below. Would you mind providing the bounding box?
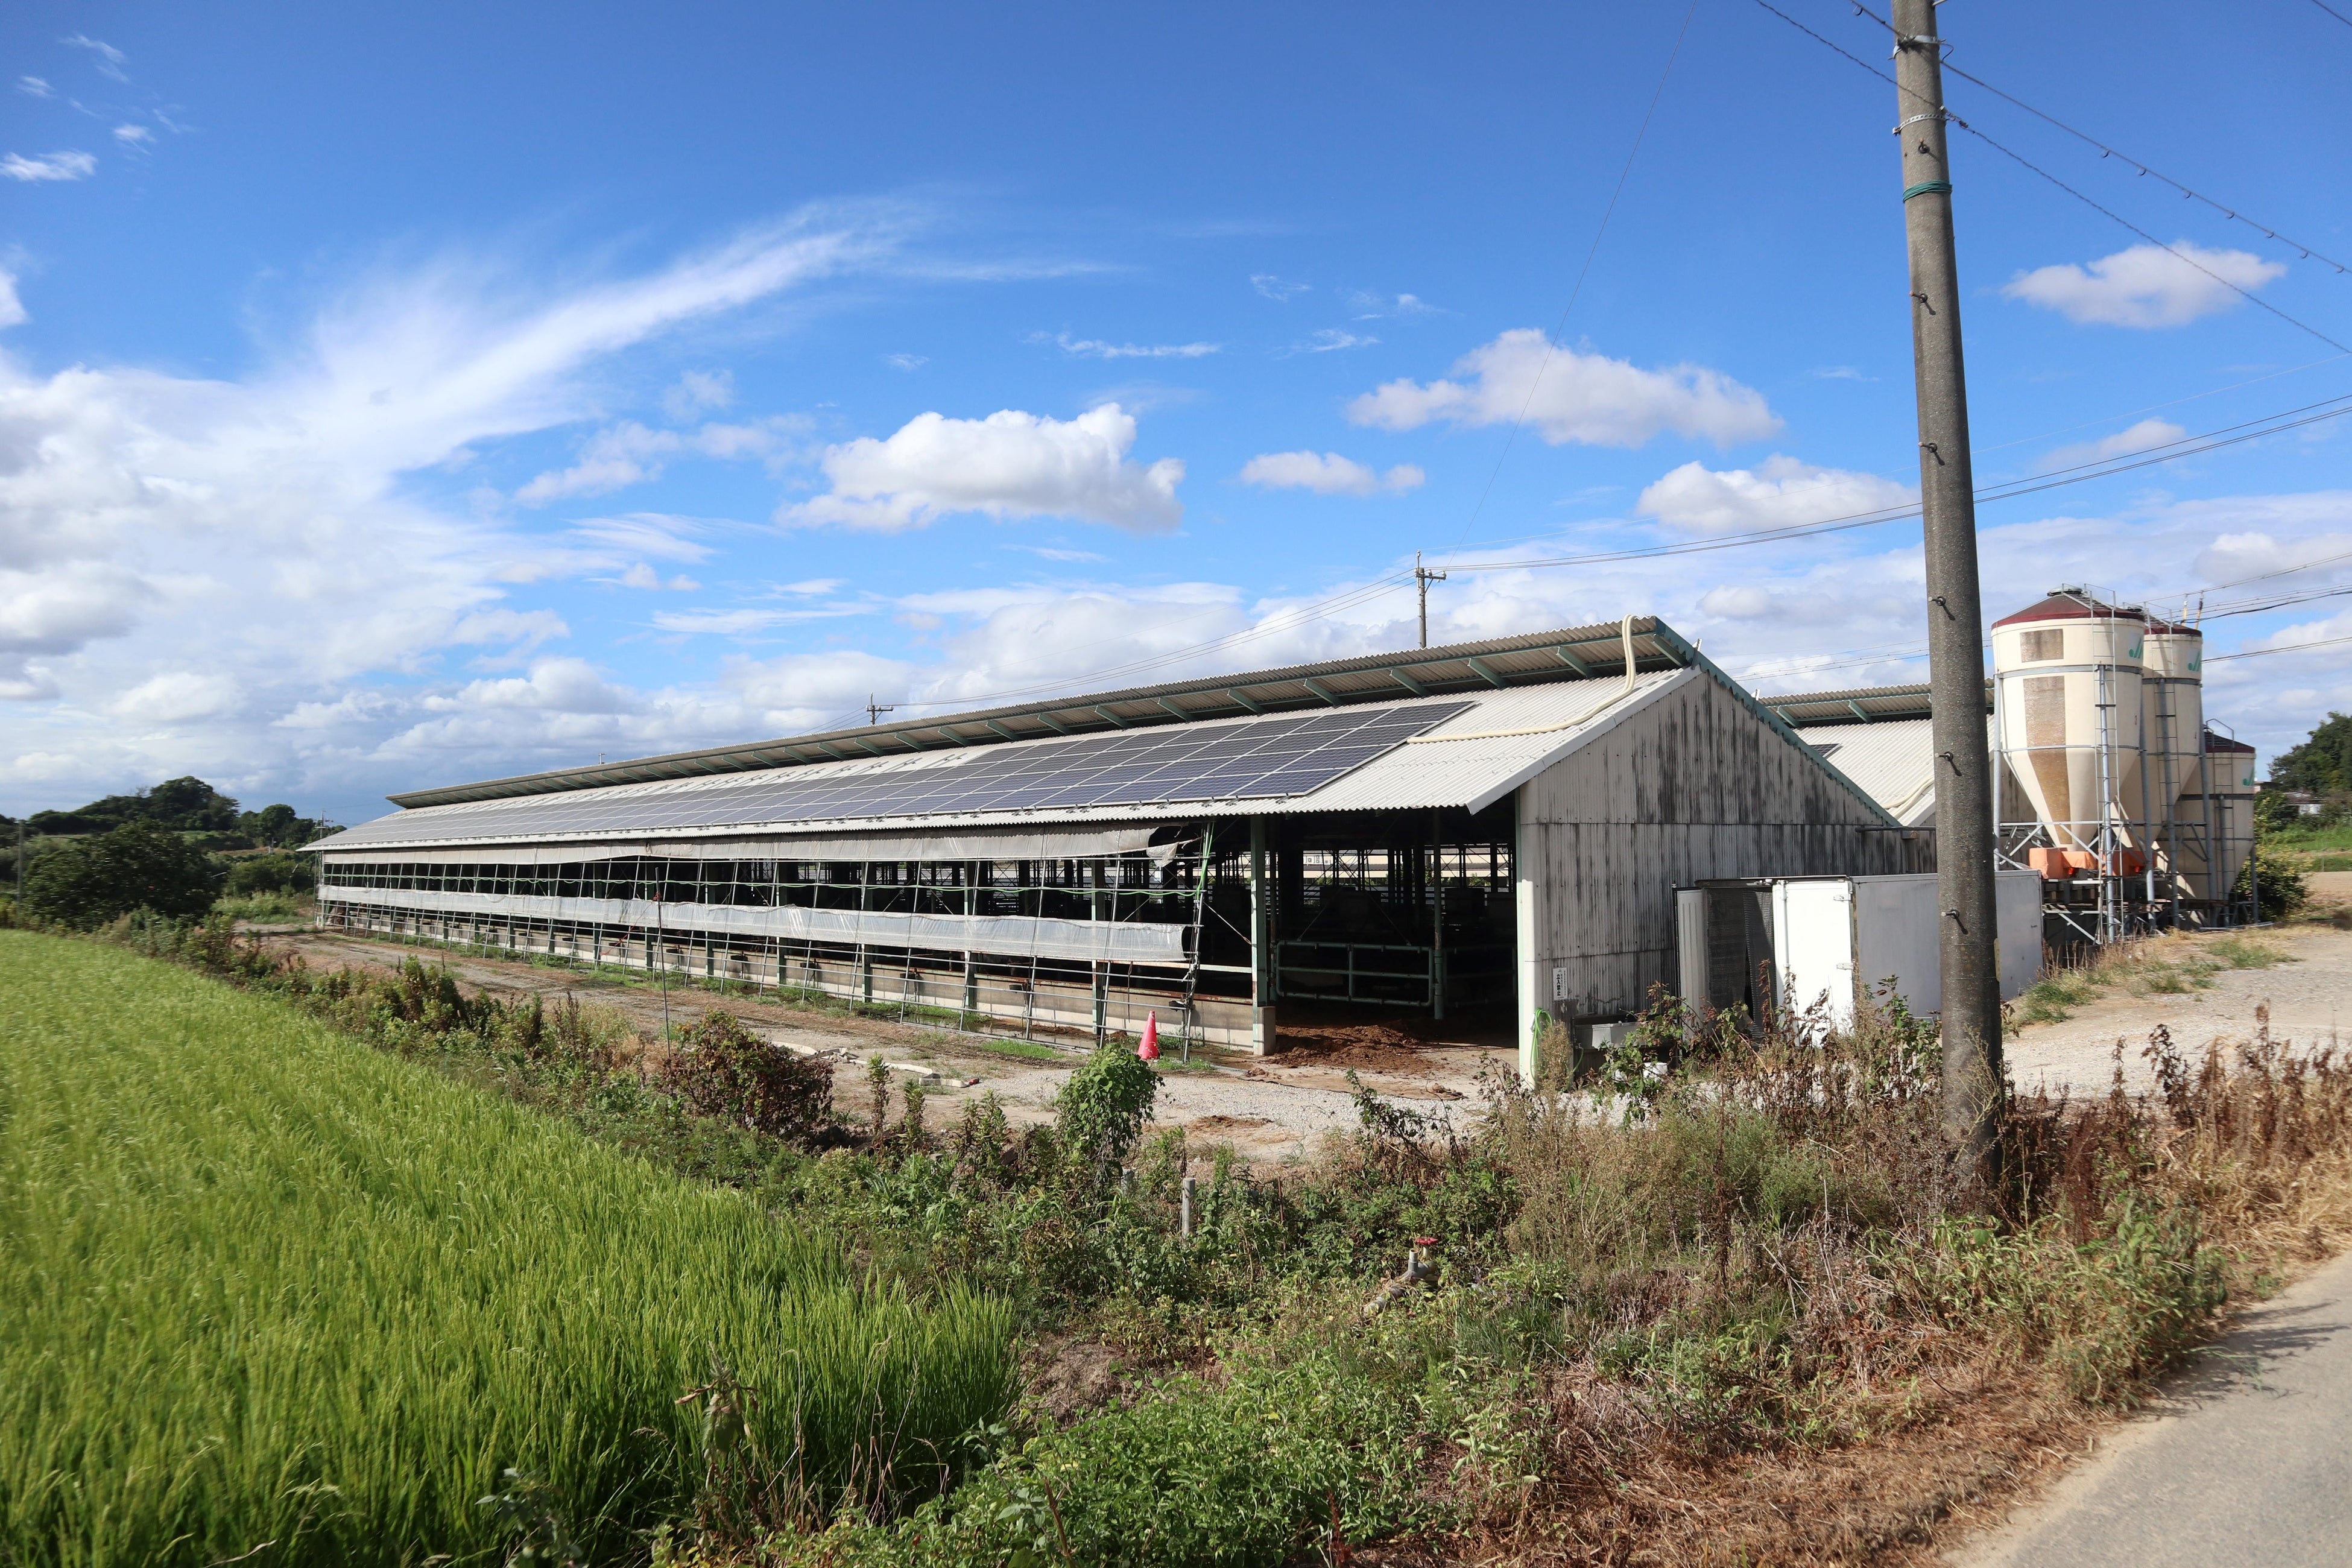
[1994,870,2045,1001]
[1772,879,1857,1032]
[1851,873,1942,1017]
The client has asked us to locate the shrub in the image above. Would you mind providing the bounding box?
[1055,1035,1160,1174]
[22,821,220,928]
[660,1011,835,1143]
[223,849,313,897]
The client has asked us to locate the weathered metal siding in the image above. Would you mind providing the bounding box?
[1514,671,1918,1074]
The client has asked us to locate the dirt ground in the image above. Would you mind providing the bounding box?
[2004,917,2352,1099]
[267,929,1508,1166]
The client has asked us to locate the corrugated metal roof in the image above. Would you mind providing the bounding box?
[1798,718,1938,826]
[1764,679,1993,729]
[386,616,1687,808]
[316,675,1682,853]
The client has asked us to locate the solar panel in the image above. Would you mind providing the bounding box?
[322,701,1472,848]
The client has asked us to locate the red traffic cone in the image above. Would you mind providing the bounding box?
[1137,1011,1160,1061]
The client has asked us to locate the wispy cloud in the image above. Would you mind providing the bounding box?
[1289,328,1378,355]
[2,151,98,183]
[2036,418,2187,472]
[881,352,928,371]
[1347,291,1440,320]
[1251,274,1309,302]
[1004,543,1110,563]
[1035,331,1220,360]
[112,124,153,148]
[17,77,53,98]
[1239,450,1423,496]
[1810,365,1871,382]
[60,34,128,81]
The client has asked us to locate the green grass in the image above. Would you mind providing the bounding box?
[0,931,1016,1567]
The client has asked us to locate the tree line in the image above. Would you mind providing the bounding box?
[5,777,335,929]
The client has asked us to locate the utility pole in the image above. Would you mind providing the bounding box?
[1894,0,2002,1181]
[1413,551,1447,650]
[865,695,895,726]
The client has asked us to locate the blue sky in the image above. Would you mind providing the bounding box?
[3,1,2348,826]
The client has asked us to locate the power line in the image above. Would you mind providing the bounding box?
[1750,0,2352,355]
[1847,0,2351,276]
[2210,631,2352,662]
[1442,391,2352,574]
[2305,0,2352,31]
[1453,0,1699,546]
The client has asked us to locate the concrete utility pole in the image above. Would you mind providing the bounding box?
[1894,0,2002,1178]
[1413,551,1447,650]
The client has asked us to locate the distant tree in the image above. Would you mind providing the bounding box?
[23,822,222,928]
[2269,714,2352,795]
[235,803,329,847]
[224,851,314,897]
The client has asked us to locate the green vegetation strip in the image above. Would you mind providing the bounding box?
[0,931,1014,1567]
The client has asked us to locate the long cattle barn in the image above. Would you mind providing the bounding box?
[309,617,1924,1076]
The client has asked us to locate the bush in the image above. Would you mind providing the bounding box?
[2237,842,2306,920]
[223,850,312,897]
[22,821,220,928]
[660,1011,835,1143]
[1054,1035,1160,1174]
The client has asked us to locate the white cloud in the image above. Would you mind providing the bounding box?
[1292,328,1377,354]
[1636,455,1914,535]
[1038,332,1220,360]
[1251,274,1309,302]
[616,563,700,591]
[1347,291,1438,320]
[568,513,718,563]
[2037,418,2187,472]
[0,270,25,329]
[517,414,808,502]
[110,671,238,724]
[660,368,733,420]
[113,124,153,147]
[881,352,928,371]
[1348,329,1780,448]
[439,658,634,715]
[447,609,570,652]
[785,403,1184,534]
[1239,450,1423,496]
[19,77,53,98]
[0,207,908,809]
[2002,242,2287,328]
[2,151,98,183]
[60,34,129,81]
[1005,544,1108,563]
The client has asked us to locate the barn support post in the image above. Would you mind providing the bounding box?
[1514,784,1543,1086]
[1249,816,1277,1055]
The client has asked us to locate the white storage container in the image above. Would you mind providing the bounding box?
[1677,872,2041,1031]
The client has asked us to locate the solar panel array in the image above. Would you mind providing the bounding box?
[323,700,1475,849]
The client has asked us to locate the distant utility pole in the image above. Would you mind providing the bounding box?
[865,695,895,726]
[1894,0,2002,1180]
[1413,552,1447,650]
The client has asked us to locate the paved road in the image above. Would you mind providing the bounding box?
[1955,1248,2352,1567]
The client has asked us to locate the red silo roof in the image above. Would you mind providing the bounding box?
[1990,590,2149,629]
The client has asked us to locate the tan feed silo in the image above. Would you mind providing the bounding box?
[1992,589,2146,856]
[2141,620,2205,890]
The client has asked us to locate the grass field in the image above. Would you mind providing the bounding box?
[0,932,1016,1567]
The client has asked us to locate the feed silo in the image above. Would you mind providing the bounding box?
[1991,589,2147,856]
[2142,620,2208,902]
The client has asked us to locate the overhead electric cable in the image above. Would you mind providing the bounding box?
[1751,0,2352,355]
[1453,0,1700,546]
[2304,0,2352,30]
[1844,0,2351,276]
[2210,632,2352,661]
